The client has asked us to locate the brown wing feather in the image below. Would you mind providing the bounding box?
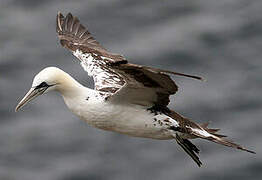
[56,12,202,107]
[111,63,178,107]
[56,12,127,63]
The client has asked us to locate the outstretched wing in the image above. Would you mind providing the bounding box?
[56,12,127,93]
[56,12,202,107]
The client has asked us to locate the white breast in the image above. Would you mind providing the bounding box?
[62,90,178,140]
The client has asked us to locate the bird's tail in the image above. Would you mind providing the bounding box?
[195,122,255,154]
[168,110,255,167]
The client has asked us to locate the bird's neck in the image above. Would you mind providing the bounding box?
[55,73,103,120]
[55,72,92,99]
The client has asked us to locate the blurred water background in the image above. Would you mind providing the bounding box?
[0,0,262,180]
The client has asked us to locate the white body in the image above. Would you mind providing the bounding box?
[62,87,179,140]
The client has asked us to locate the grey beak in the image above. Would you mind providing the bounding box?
[15,87,45,112]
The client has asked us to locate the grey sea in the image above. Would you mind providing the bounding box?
[1,0,261,180]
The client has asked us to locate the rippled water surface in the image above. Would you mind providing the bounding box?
[1,1,262,180]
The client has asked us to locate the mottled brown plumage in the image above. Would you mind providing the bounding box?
[56,12,202,107]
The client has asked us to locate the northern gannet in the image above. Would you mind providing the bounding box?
[15,12,255,167]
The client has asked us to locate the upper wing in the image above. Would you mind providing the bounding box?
[56,12,202,107]
[56,12,128,93]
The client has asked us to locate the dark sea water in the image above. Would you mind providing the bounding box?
[1,0,262,180]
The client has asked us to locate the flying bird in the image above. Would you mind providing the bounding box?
[15,12,255,167]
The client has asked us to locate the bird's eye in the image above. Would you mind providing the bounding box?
[35,82,49,89]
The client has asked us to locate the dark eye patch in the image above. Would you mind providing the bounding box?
[35,82,49,89]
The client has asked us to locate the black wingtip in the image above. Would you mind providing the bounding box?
[65,12,73,23]
[171,72,205,81]
[67,12,73,17]
[148,67,205,82]
[240,147,256,154]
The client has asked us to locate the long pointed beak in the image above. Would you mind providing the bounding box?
[15,88,45,112]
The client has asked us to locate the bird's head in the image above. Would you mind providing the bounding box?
[15,67,68,112]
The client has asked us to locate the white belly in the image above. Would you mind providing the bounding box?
[64,96,178,140]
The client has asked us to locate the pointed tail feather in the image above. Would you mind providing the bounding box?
[191,127,256,154]
[203,135,256,154]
